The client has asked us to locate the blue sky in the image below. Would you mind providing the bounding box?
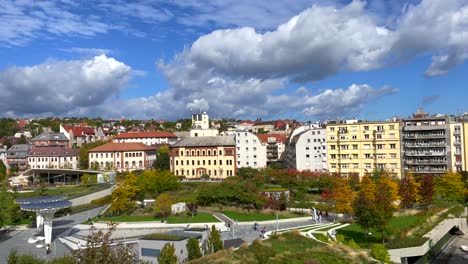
[0,0,467,121]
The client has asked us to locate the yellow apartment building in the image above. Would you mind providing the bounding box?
[169,136,236,179]
[326,121,402,178]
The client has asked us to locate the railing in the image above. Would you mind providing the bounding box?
[405,152,446,156]
[403,134,446,139]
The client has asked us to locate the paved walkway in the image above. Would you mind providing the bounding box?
[0,206,105,262]
[432,234,468,264]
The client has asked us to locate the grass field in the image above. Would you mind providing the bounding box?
[337,215,423,248]
[221,210,307,222]
[166,182,210,203]
[95,212,219,224]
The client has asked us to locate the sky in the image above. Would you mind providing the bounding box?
[0,0,467,121]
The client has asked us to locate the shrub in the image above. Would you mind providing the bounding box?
[347,239,360,250]
[371,244,391,263]
[91,195,113,206]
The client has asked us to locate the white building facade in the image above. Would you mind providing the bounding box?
[113,131,178,145]
[190,113,219,137]
[235,131,267,169]
[88,143,156,171]
[27,147,79,169]
[285,126,327,172]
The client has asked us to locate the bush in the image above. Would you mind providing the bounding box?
[91,195,113,206]
[371,244,390,263]
[347,239,360,249]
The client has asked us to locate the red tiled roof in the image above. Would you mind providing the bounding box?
[237,120,254,124]
[113,131,177,139]
[257,134,287,144]
[89,143,155,152]
[62,125,95,137]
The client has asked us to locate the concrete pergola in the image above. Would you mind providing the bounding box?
[15,195,71,245]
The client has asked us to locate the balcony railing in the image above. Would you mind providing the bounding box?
[403,134,446,139]
[405,151,446,156]
[405,160,447,165]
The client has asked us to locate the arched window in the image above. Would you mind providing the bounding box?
[117,161,120,168]
[208,150,211,156]
[132,161,136,167]
[186,151,189,156]
[196,150,200,156]
[191,150,195,156]
[213,150,217,156]
[139,160,143,167]
[202,150,205,156]
[219,150,223,155]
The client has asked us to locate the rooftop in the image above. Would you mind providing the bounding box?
[88,142,155,152]
[114,131,177,139]
[171,136,235,147]
[31,132,68,142]
[28,146,79,157]
[257,134,287,144]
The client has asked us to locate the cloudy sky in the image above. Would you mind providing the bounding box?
[0,0,467,121]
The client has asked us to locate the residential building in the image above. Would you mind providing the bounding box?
[6,144,33,172]
[113,131,178,145]
[464,121,468,171]
[30,131,69,147]
[327,121,402,178]
[27,146,79,169]
[252,120,275,133]
[169,136,236,179]
[257,134,287,163]
[235,131,267,169]
[190,113,219,137]
[0,145,7,167]
[88,143,156,171]
[60,125,107,147]
[285,125,327,172]
[401,109,451,175]
[450,122,464,172]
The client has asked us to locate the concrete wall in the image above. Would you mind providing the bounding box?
[388,217,468,263]
[69,185,115,206]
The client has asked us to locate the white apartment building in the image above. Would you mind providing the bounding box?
[235,131,267,169]
[88,143,156,171]
[285,126,327,172]
[27,147,79,169]
[113,131,178,145]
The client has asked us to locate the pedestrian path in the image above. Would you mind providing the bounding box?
[263,221,350,244]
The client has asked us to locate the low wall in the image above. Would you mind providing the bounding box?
[69,185,115,206]
[388,217,468,264]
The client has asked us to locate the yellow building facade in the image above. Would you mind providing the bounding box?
[169,136,236,179]
[326,121,402,178]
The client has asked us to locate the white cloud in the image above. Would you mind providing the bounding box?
[0,55,132,115]
[60,47,114,56]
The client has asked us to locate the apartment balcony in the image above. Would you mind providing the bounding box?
[404,151,446,157]
[405,159,447,165]
[403,125,446,131]
[403,134,446,139]
[453,141,462,146]
[453,130,461,135]
[404,143,446,148]
[412,168,447,173]
[455,151,462,156]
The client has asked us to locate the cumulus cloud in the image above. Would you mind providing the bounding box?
[0,55,132,115]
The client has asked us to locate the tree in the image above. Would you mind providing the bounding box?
[153,193,173,221]
[371,244,391,263]
[0,160,6,179]
[352,175,376,233]
[153,146,169,171]
[78,140,108,169]
[399,174,421,209]
[206,225,223,254]
[138,170,179,198]
[18,134,27,144]
[331,177,355,214]
[236,167,259,181]
[419,175,434,208]
[434,172,465,203]
[186,237,202,260]
[73,224,135,264]
[110,172,140,214]
[0,179,15,229]
[158,243,177,264]
[372,173,400,242]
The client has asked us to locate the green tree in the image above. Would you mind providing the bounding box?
[110,172,140,214]
[153,193,173,221]
[352,175,376,233]
[0,179,15,229]
[153,146,170,171]
[435,172,465,203]
[206,225,223,254]
[0,160,6,179]
[249,240,276,264]
[18,134,27,144]
[186,237,202,260]
[138,170,179,198]
[236,167,259,181]
[371,244,391,263]
[158,243,177,264]
[372,173,400,243]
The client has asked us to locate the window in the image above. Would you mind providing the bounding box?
[353,163,359,169]
[352,144,358,149]
[306,154,310,158]
[365,163,371,169]
[330,136,335,140]
[352,135,357,139]
[331,163,337,168]
[365,154,371,159]
[389,133,395,139]
[376,144,384,149]
[340,145,348,150]
[307,139,311,143]
[390,153,397,159]
[375,134,382,139]
[389,125,395,130]
[330,145,336,150]
[364,134,370,139]
[390,144,396,149]
[219,160,222,165]
[219,150,222,155]
[364,144,370,150]
[364,126,369,131]
[352,154,358,159]
[330,127,335,132]
[331,154,336,159]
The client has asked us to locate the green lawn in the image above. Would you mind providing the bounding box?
[166,182,210,203]
[338,215,424,248]
[221,210,307,222]
[94,212,219,224]
[312,233,330,243]
[14,184,112,199]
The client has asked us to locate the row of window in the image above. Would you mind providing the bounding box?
[30,164,75,169]
[330,143,397,150]
[330,125,396,132]
[29,157,75,162]
[175,169,234,177]
[330,133,397,140]
[174,149,233,156]
[91,160,144,168]
[330,153,398,159]
[174,159,234,166]
[330,163,398,169]
[90,152,148,159]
